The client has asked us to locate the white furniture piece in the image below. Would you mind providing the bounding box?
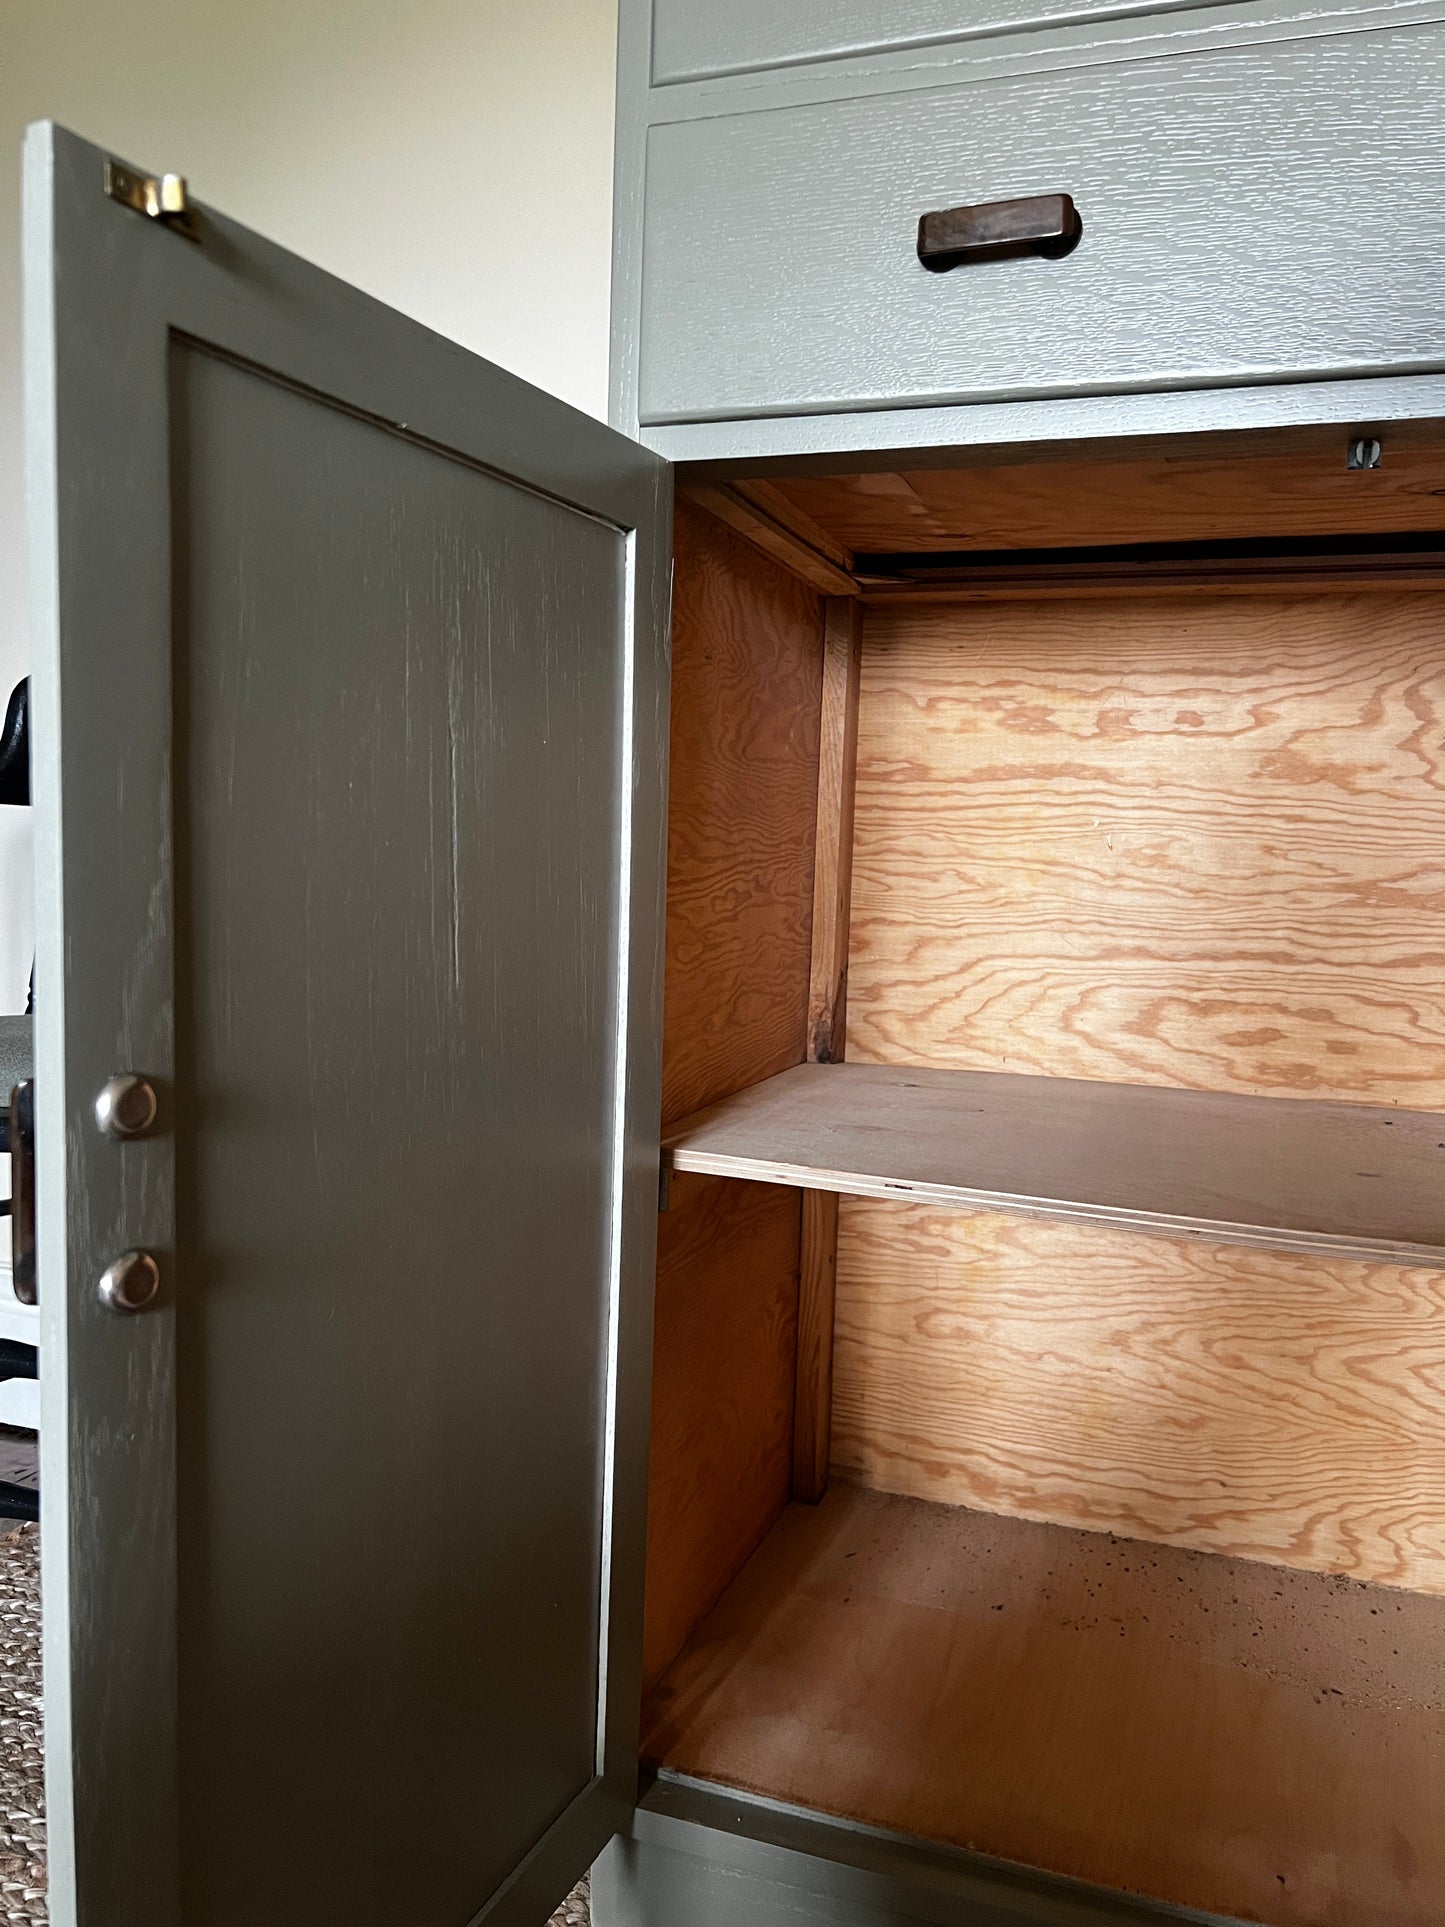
[0,1269,39,1432]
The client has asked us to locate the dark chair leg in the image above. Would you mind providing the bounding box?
[0,1339,37,1382]
[0,1480,37,1523]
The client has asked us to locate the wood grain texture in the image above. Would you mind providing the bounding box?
[794,601,865,1502]
[679,483,858,598]
[662,497,823,1122]
[771,435,1445,555]
[837,589,1445,1588]
[792,1189,841,1505]
[663,1061,1445,1265]
[38,112,673,1927]
[169,345,655,1927]
[644,1484,1445,1927]
[834,1201,1445,1593]
[640,28,1445,422]
[644,500,822,1689]
[731,481,856,575]
[643,1172,801,1693]
[805,602,865,1066]
[848,592,1445,1104]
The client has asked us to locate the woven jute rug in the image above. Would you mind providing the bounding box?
[0,1525,44,1927]
[0,1523,590,1926]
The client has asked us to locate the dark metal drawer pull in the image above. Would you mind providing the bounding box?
[917,193,1082,271]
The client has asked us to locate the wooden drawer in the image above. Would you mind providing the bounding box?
[650,0,1229,84]
[638,24,1445,425]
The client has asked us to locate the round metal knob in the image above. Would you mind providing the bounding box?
[98,1250,161,1314]
[94,1074,159,1140]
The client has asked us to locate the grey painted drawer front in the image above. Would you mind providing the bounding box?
[638,24,1445,424]
[650,0,1234,84]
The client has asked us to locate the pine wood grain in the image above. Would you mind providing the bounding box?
[769,435,1445,555]
[644,499,822,1690]
[793,601,864,1503]
[833,1201,1445,1595]
[644,1172,800,1694]
[680,483,857,598]
[644,1484,1445,1927]
[792,1189,840,1505]
[804,602,864,1069]
[730,480,855,575]
[662,496,824,1123]
[663,1061,1445,1266]
[836,590,1445,1586]
[848,592,1445,1104]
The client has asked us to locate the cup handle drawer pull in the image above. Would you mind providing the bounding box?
[917,193,1082,271]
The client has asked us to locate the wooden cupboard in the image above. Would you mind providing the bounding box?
[603,455,1445,1927]
[605,5,1445,1908]
[24,0,1445,1908]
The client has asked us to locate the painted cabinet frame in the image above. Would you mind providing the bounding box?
[26,120,670,1927]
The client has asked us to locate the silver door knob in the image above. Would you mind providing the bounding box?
[98,1250,161,1313]
[94,1074,159,1139]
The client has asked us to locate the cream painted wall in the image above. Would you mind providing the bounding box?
[0,0,619,1010]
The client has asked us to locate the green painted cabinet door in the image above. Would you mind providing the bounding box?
[24,121,670,1927]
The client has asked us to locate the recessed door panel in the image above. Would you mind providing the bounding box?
[26,122,670,1927]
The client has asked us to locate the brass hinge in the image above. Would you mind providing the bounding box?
[103,159,200,241]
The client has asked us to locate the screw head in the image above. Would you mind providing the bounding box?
[98,1250,161,1314]
[94,1074,159,1140]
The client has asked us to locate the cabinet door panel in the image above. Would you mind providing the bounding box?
[26,121,669,1927]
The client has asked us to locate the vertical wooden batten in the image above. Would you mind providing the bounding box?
[793,1190,841,1502]
[644,498,824,1691]
[793,598,864,1501]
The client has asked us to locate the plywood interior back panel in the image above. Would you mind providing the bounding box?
[644,1484,1445,1927]
[847,592,1445,1102]
[767,434,1445,557]
[644,498,823,1689]
[837,588,1445,1591]
[833,1202,1445,1595]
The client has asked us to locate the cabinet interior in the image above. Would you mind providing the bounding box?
[644,428,1445,1927]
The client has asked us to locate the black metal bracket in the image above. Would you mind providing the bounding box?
[9,1083,34,1304]
[0,681,29,807]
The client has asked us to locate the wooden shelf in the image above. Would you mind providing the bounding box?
[662,1062,1445,1266]
[643,1484,1445,1927]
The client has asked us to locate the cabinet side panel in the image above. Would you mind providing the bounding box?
[645,500,823,1689]
[838,589,1445,1591]
[661,498,823,1122]
[645,1173,801,1691]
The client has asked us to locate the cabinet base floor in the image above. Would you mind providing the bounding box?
[642,1484,1445,1927]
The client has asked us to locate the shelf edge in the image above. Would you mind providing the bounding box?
[665,1147,1445,1268]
